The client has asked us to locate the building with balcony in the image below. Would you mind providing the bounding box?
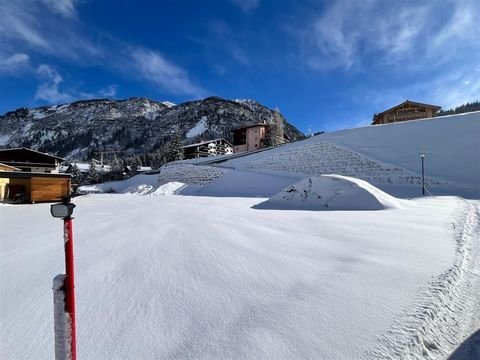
[372,101,441,125]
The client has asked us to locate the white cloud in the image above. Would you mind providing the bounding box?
[35,64,73,103]
[130,48,206,97]
[34,65,121,104]
[0,53,30,73]
[99,85,118,98]
[0,1,50,49]
[41,0,77,18]
[0,0,102,60]
[231,0,259,12]
[431,73,480,109]
[357,66,480,115]
[431,0,477,49]
[302,0,480,70]
[0,1,206,100]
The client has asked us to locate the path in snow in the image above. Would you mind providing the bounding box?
[366,200,480,359]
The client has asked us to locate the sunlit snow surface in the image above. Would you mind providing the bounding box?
[1,193,479,359]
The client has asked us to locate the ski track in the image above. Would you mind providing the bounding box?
[365,200,480,359]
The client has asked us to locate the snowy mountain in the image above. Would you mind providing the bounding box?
[0,96,304,161]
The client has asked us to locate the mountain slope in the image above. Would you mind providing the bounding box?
[0,97,304,161]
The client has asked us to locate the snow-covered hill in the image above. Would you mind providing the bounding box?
[82,111,480,198]
[2,111,480,359]
[215,111,480,198]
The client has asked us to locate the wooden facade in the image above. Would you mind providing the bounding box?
[0,148,70,202]
[372,100,441,125]
[183,139,233,159]
[0,172,71,203]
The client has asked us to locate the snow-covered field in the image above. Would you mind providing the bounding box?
[1,113,480,359]
[1,193,479,359]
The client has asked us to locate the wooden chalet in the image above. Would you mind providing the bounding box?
[372,100,441,125]
[182,139,233,159]
[0,148,71,203]
[0,147,64,173]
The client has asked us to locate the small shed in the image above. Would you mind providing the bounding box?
[0,171,71,203]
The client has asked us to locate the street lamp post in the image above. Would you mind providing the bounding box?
[51,197,77,360]
[419,152,426,196]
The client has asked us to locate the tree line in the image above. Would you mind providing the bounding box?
[437,101,480,116]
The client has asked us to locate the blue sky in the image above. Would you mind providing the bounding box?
[1,0,479,133]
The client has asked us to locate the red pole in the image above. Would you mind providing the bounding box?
[64,217,77,360]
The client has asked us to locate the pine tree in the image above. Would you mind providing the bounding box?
[265,111,285,147]
[70,163,83,185]
[129,157,140,172]
[110,156,124,180]
[86,159,99,184]
[167,131,184,162]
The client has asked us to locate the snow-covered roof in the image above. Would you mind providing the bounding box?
[182,138,232,149]
[126,166,153,172]
[69,162,111,172]
[0,162,20,171]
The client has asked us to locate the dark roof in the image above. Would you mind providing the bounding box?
[0,147,65,161]
[0,147,64,163]
[375,100,441,117]
[182,138,233,149]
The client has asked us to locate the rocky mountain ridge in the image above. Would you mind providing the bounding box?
[0,96,304,164]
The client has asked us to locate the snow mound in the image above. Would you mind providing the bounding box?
[150,182,186,196]
[256,175,404,210]
[123,184,155,195]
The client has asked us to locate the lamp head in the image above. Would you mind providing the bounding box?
[51,197,76,218]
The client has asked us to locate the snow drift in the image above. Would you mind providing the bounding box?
[255,175,404,210]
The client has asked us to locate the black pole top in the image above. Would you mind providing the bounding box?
[61,196,72,204]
